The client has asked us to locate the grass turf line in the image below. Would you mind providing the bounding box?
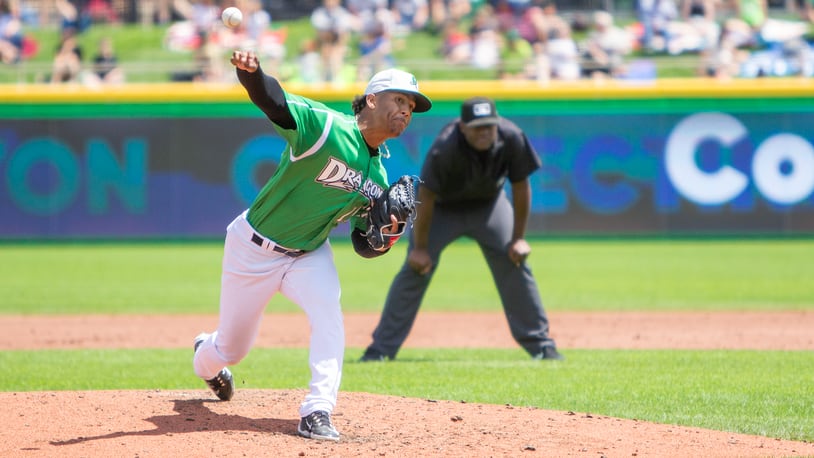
[1,347,812,442]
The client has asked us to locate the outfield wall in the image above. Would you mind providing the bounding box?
[1,79,813,238]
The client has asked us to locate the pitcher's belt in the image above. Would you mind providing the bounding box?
[251,233,306,258]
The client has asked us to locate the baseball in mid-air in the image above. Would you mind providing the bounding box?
[221,7,243,28]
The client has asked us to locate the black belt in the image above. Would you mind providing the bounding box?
[251,233,306,258]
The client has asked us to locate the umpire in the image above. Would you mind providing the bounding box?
[361,97,562,361]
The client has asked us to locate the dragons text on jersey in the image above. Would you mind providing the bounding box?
[317,157,385,201]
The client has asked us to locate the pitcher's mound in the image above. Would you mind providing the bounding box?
[4,389,813,457]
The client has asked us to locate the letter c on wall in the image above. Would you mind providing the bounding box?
[665,112,748,205]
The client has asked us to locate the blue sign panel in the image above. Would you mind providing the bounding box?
[1,110,812,238]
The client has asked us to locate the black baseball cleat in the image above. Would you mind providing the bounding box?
[298,410,340,441]
[358,348,387,362]
[533,346,564,361]
[203,368,234,401]
[193,335,235,401]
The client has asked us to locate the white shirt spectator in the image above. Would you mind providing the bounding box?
[242,0,271,42]
[391,0,429,34]
[311,0,357,36]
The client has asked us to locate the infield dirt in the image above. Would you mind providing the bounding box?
[2,311,813,457]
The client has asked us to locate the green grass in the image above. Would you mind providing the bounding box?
[2,17,702,83]
[2,238,813,443]
[2,347,812,441]
[1,239,812,314]
[531,239,814,311]
[0,242,224,313]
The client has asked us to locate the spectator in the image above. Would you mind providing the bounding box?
[87,36,125,85]
[498,0,576,82]
[346,0,387,25]
[718,0,765,48]
[85,0,118,24]
[539,0,580,80]
[310,0,355,82]
[581,10,634,78]
[172,0,219,35]
[438,18,471,64]
[469,3,500,69]
[720,0,808,50]
[637,0,679,53]
[799,0,814,23]
[546,38,580,80]
[675,0,720,55]
[51,28,82,83]
[0,0,23,63]
[529,41,551,80]
[703,28,750,78]
[734,0,767,33]
[428,0,473,32]
[506,0,532,11]
[348,0,394,81]
[216,1,271,52]
[198,33,227,81]
[239,0,271,44]
[171,0,224,80]
[497,28,534,79]
[55,0,90,34]
[538,0,571,42]
[505,0,547,46]
[717,0,811,78]
[242,1,288,72]
[499,36,568,83]
[356,9,394,81]
[295,37,322,83]
[390,0,429,36]
[141,0,176,25]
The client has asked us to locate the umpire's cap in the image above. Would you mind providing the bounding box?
[461,97,500,127]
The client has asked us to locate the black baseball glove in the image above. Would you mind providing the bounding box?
[365,175,417,251]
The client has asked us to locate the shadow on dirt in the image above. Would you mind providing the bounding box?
[49,398,298,446]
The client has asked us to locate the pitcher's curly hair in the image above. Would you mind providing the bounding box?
[351,95,367,115]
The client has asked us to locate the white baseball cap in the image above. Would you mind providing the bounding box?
[364,69,432,113]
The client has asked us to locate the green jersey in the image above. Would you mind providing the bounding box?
[247,91,389,251]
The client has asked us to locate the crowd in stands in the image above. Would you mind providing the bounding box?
[635,0,813,77]
[1,0,126,83]
[1,0,813,84]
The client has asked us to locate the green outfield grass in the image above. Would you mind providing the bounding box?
[2,238,813,314]
[2,238,813,442]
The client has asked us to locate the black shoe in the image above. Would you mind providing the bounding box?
[204,368,235,401]
[534,346,564,361]
[298,410,340,441]
[194,334,235,401]
[358,348,386,362]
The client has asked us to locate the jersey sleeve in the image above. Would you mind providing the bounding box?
[237,69,296,129]
[419,122,457,195]
[505,123,542,182]
[271,92,332,158]
[419,145,443,195]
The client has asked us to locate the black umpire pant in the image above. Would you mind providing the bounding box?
[366,190,556,359]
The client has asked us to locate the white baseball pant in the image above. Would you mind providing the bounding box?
[193,210,344,417]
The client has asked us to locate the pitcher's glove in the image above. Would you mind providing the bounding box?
[365,175,417,251]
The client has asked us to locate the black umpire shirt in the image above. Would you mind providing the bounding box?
[420,117,542,208]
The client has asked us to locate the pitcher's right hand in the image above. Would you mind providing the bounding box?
[231,51,259,73]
